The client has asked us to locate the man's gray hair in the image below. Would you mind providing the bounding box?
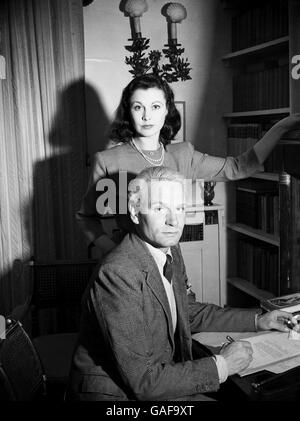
[128,166,185,210]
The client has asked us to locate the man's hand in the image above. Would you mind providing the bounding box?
[256,310,294,332]
[220,341,253,376]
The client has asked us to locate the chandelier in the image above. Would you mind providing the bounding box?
[122,0,192,83]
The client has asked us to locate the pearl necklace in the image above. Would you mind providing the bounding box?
[131,139,165,166]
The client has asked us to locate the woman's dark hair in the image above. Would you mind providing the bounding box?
[108,74,181,146]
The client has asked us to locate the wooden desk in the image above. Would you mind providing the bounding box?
[226,366,300,401]
[193,331,300,401]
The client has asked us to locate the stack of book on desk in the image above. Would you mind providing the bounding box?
[261,292,300,315]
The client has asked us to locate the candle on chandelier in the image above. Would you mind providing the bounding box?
[165,2,187,44]
[124,0,148,39]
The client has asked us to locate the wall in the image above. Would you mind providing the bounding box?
[83,0,231,153]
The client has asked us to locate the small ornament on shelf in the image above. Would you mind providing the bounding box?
[204,181,216,206]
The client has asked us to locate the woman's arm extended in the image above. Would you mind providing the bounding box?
[254,114,300,164]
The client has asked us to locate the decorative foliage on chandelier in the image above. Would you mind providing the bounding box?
[123,1,192,83]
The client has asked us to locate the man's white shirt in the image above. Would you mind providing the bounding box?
[144,241,228,383]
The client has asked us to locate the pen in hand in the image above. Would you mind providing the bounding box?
[284,317,300,331]
[226,335,235,343]
[285,319,296,330]
[220,335,235,352]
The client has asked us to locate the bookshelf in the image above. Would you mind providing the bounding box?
[227,223,279,247]
[222,0,300,306]
[222,36,289,62]
[224,109,290,118]
[227,278,274,301]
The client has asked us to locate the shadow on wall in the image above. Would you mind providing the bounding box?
[30,79,111,261]
[85,82,111,156]
[0,80,110,316]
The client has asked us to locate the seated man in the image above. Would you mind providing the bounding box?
[67,166,293,401]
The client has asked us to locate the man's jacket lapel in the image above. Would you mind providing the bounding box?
[129,233,176,351]
[171,245,193,360]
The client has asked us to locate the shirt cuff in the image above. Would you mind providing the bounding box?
[213,355,228,384]
[255,311,263,331]
[255,313,258,331]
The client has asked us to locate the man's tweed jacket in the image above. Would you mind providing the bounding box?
[68,233,258,401]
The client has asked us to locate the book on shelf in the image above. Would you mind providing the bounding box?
[231,0,288,52]
[227,123,262,156]
[232,64,289,112]
[228,123,263,139]
[284,129,300,140]
[228,137,257,157]
[261,292,300,314]
[227,123,288,167]
[237,238,279,295]
[235,179,279,234]
[226,0,300,305]
[264,144,284,173]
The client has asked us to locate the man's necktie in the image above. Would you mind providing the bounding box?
[163,254,173,283]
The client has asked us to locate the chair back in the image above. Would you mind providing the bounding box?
[0,318,46,401]
[30,259,98,336]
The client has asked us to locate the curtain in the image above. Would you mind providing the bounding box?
[0,0,88,315]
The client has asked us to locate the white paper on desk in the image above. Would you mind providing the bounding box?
[266,355,300,374]
[239,331,300,377]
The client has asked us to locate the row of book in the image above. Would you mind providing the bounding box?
[237,238,279,295]
[227,137,257,157]
[227,123,300,141]
[236,185,279,235]
[227,123,263,139]
[264,145,284,173]
[282,147,300,175]
[284,130,300,140]
[232,0,288,52]
[233,65,289,112]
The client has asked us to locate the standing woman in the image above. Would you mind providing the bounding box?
[76,74,300,259]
